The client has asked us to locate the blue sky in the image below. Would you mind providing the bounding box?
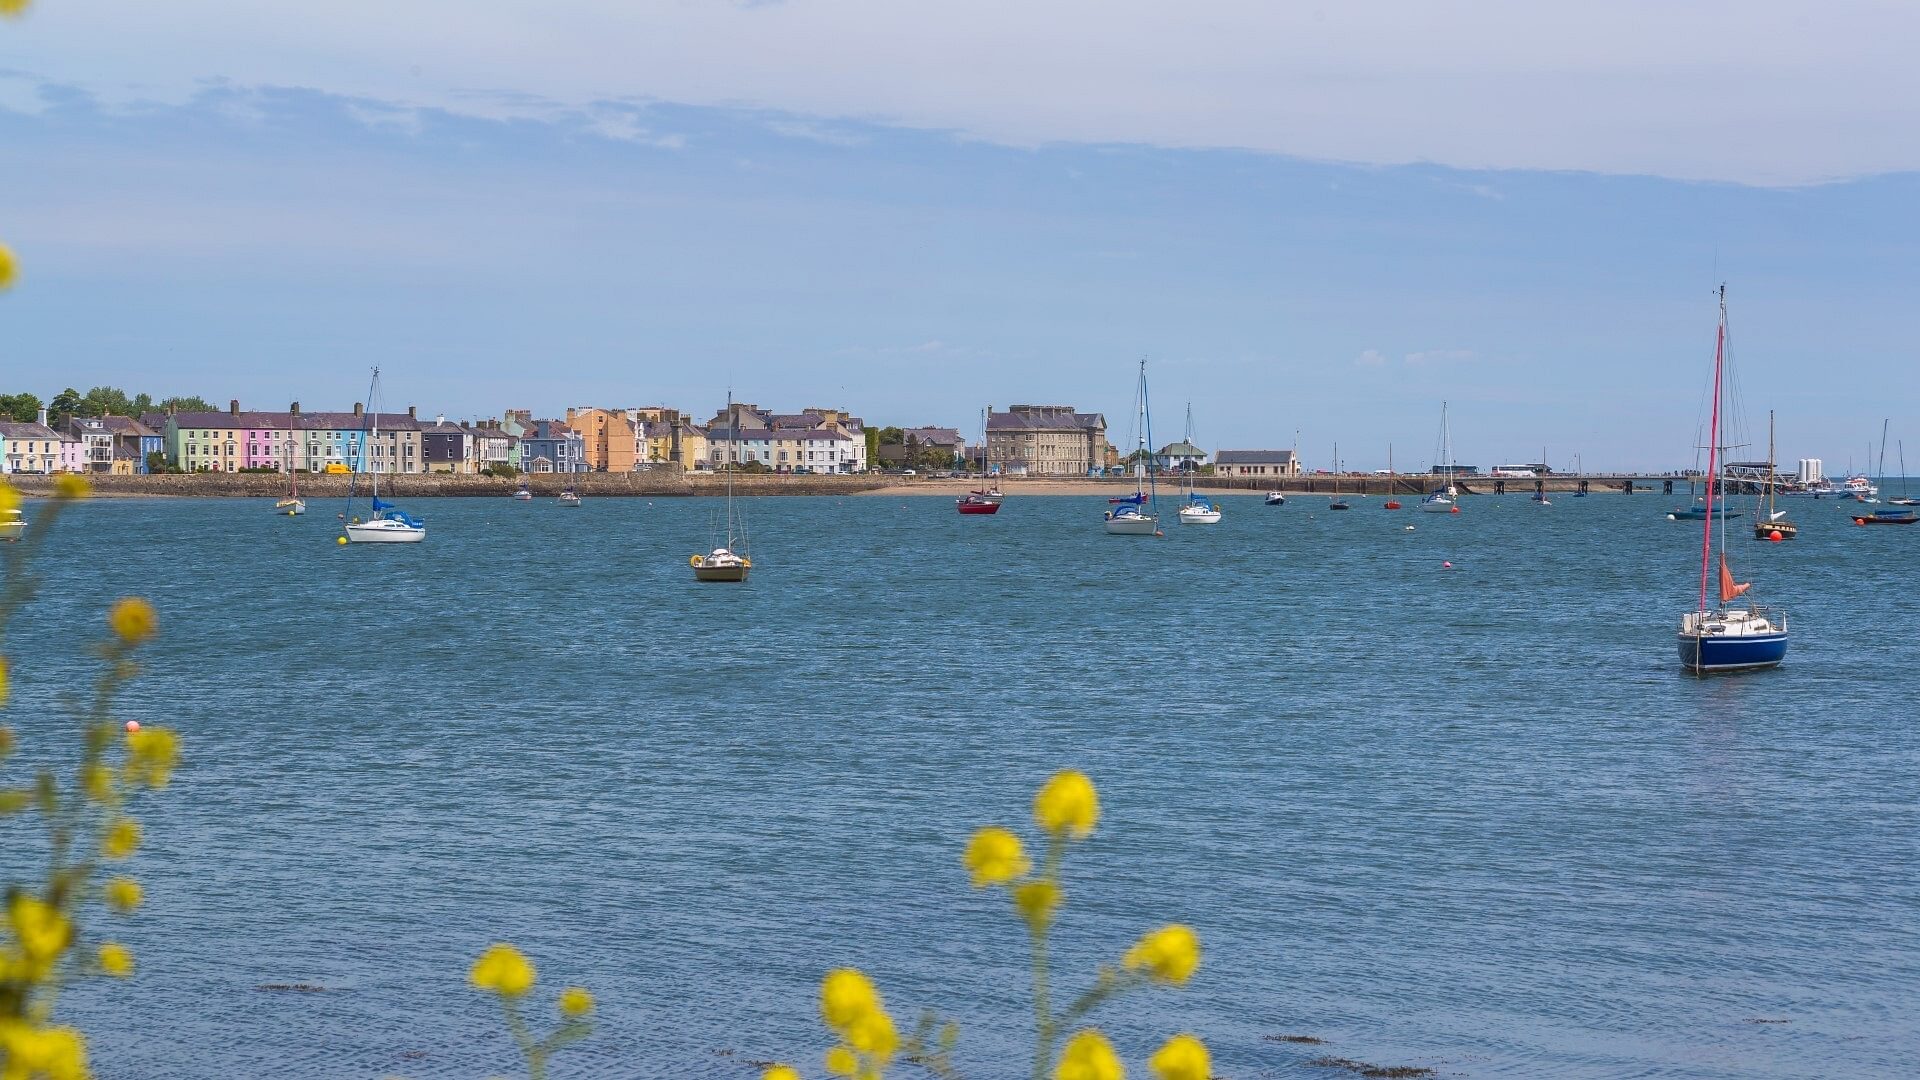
[2,2,1917,471]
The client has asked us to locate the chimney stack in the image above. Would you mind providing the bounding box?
[230,399,240,416]
[290,401,301,416]
[408,406,417,420]
[37,408,48,427]
[354,403,364,417]
[436,414,445,425]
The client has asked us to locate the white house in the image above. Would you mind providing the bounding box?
[1214,449,1300,477]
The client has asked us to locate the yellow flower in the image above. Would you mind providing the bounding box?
[105,877,143,914]
[1054,1029,1124,1080]
[0,483,16,513]
[124,726,181,788]
[0,655,10,707]
[825,1045,859,1075]
[97,942,134,977]
[84,764,116,803]
[0,725,12,756]
[763,1067,803,1080]
[107,597,156,643]
[0,239,16,282]
[963,826,1030,887]
[469,943,536,997]
[0,1022,88,1080]
[9,895,71,962]
[819,967,881,1031]
[1149,1034,1210,1080]
[104,817,141,859]
[1122,924,1200,986]
[1034,770,1099,839]
[558,986,594,1017]
[846,1005,898,1057]
[1013,880,1062,931]
[53,473,90,499]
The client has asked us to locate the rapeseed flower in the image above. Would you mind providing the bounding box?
[0,1021,88,1080]
[124,726,180,788]
[104,877,143,914]
[963,826,1029,887]
[1013,880,1062,931]
[9,895,71,964]
[762,1066,802,1080]
[469,943,536,997]
[0,656,9,707]
[842,1006,897,1058]
[103,817,141,859]
[819,968,880,1030]
[1034,770,1099,839]
[107,597,156,643]
[97,941,133,977]
[1054,1029,1123,1080]
[52,473,89,500]
[84,764,115,803]
[1148,1034,1209,1080]
[0,239,16,282]
[825,1045,859,1075]
[558,986,594,1017]
[1122,925,1200,986]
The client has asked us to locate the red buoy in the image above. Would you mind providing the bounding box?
[1769,530,1783,542]
[1450,506,1461,514]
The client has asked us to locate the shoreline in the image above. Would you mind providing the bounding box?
[3,473,1683,499]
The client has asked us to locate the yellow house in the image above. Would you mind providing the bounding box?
[632,407,706,470]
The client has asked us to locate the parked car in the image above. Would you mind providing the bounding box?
[901,469,917,477]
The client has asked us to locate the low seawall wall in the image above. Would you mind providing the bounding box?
[3,472,896,498]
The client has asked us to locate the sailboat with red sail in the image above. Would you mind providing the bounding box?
[1677,286,1787,674]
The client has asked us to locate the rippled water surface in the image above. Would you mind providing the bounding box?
[6,492,1917,1079]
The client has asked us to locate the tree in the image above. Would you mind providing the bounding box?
[0,393,42,422]
[48,388,83,418]
[156,396,214,412]
[80,387,137,417]
[144,452,174,474]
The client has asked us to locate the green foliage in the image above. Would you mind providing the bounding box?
[155,396,214,412]
[144,453,176,475]
[483,465,522,479]
[0,393,42,423]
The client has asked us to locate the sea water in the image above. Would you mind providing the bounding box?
[4,493,1915,1078]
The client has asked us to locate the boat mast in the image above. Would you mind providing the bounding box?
[725,390,736,550]
[1141,359,1157,514]
[1765,409,1776,519]
[1699,287,1725,615]
[1879,418,1890,483]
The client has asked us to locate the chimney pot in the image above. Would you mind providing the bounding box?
[290,401,301,416]
[408,405,417,420]
[230,399,240,415]
[354,403,364,417]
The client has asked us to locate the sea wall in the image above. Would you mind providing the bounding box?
[2,471,896,498]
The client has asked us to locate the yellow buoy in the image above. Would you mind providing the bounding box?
[688,554,701,566]
[336,536,348,545]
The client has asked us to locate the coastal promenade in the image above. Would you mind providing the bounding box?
[3,471,1702,498]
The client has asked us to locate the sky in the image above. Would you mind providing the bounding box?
[1,1,1917,472]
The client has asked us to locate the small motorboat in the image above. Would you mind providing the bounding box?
[1853,508,1917,525]
[274,497,306,516]
[957,491,1002,515]
[513,485,534,501]
[1,508,24,541]
[559,488,582,507]
[690,547,751,582]
[1532,492,1552,506]
[1264,492,1286,506]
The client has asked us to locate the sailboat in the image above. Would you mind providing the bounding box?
[958,407,1002,515]
[1104,359,1160,535]
[1382,444,1401,510]
[1327,444,1350,510]
[1752,411,1796,540]
[1421,402,1458,513]
[1176,403,1221,524]
[1891,440,1918,506]
[513,481,534,501]
[1853,420,1916,523]
[558,486,582,507]
[691,393,752,580]
[1677,286,1786,674]
[274,437,305,516]
[340,368,426,544]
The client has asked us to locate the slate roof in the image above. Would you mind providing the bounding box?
[1214,450,1296,465]
[0,422,58,439]
[1158,441,1207,457]
[987,408,1105,432]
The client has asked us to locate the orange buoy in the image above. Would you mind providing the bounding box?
[1443,560,1453,569]
[125,720,140,733]
[1450,506,1461,514]
[1769,530,1783,542]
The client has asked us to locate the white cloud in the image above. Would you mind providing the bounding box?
[1355,349,1387,367]
[10,1,1919,184]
